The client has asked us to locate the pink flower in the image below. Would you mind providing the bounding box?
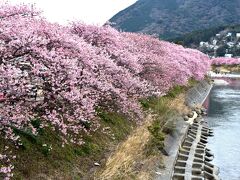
[0,3,211,179]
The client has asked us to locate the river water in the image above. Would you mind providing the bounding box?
[205,79,240,180]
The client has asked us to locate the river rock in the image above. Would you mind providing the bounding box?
[205,156,214,162]
[194,118,199,123]
[196,109,202,115]
[94,162,100,166]
[208,129,214,133]
[183,116,189,121]
[208,132,214,137]
[206,148,211,152]
[155,172,162,175]
[206,150,214,157]
[188,112,194,118]
[201,107,207,112]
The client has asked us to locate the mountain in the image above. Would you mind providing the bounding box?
[109,0,240,39]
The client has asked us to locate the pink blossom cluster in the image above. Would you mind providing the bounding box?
[0,146,16,180]
[71,24,210,93]
[211,57,240,66]
[0,3,211,177]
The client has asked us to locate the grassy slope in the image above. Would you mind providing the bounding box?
[0,81,197,180]
[1,112,135,180]
[98,83,196,179]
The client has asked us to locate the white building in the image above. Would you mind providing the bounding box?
[226,32,232,37]
[200,41,209,47]
[225,54,233,58]
[227,42,235,48]
[209,45,214,49]
[236,33,240,39]
[212,39,217,45]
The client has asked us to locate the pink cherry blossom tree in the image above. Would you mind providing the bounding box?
[0,2,211,179]
[211,57,240,66]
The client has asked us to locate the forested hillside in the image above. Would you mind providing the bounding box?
[171,24,240,57]
[110,0,240,39]
[170,25,240,47]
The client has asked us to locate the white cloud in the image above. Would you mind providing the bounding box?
[7,0,137,25]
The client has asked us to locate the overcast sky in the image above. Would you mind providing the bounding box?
[7,0,137,25]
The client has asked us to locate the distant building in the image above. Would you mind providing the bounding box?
[200,41,209,47]
[236,33,240,38]
[226,32,232,37]
[225,54,233,58]
[209,45,214,49]
[227,42,235,48]
[212,39,217,45]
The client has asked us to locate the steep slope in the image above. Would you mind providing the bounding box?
[110,0,240,39]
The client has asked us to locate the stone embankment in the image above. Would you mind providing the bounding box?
[172,108,220,180]
[185,80,212,107]
[155,80,216,180]
[171,80,220,179]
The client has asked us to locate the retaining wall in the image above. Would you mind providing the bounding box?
[171,115,219,180]
[185,80,213,108]
[155,80,213,180]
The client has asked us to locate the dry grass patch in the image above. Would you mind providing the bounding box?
[168,93,190,115]
[96,114,155,180]
[96,91,191,180]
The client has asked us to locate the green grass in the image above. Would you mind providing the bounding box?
[0,110,135,179]
[142,95,176,155]
[1,80,197,179]
[142,83,193,156]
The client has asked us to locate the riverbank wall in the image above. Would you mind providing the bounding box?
[185,80,213,108]
[156,79,215,180]
[171,113,219,180]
